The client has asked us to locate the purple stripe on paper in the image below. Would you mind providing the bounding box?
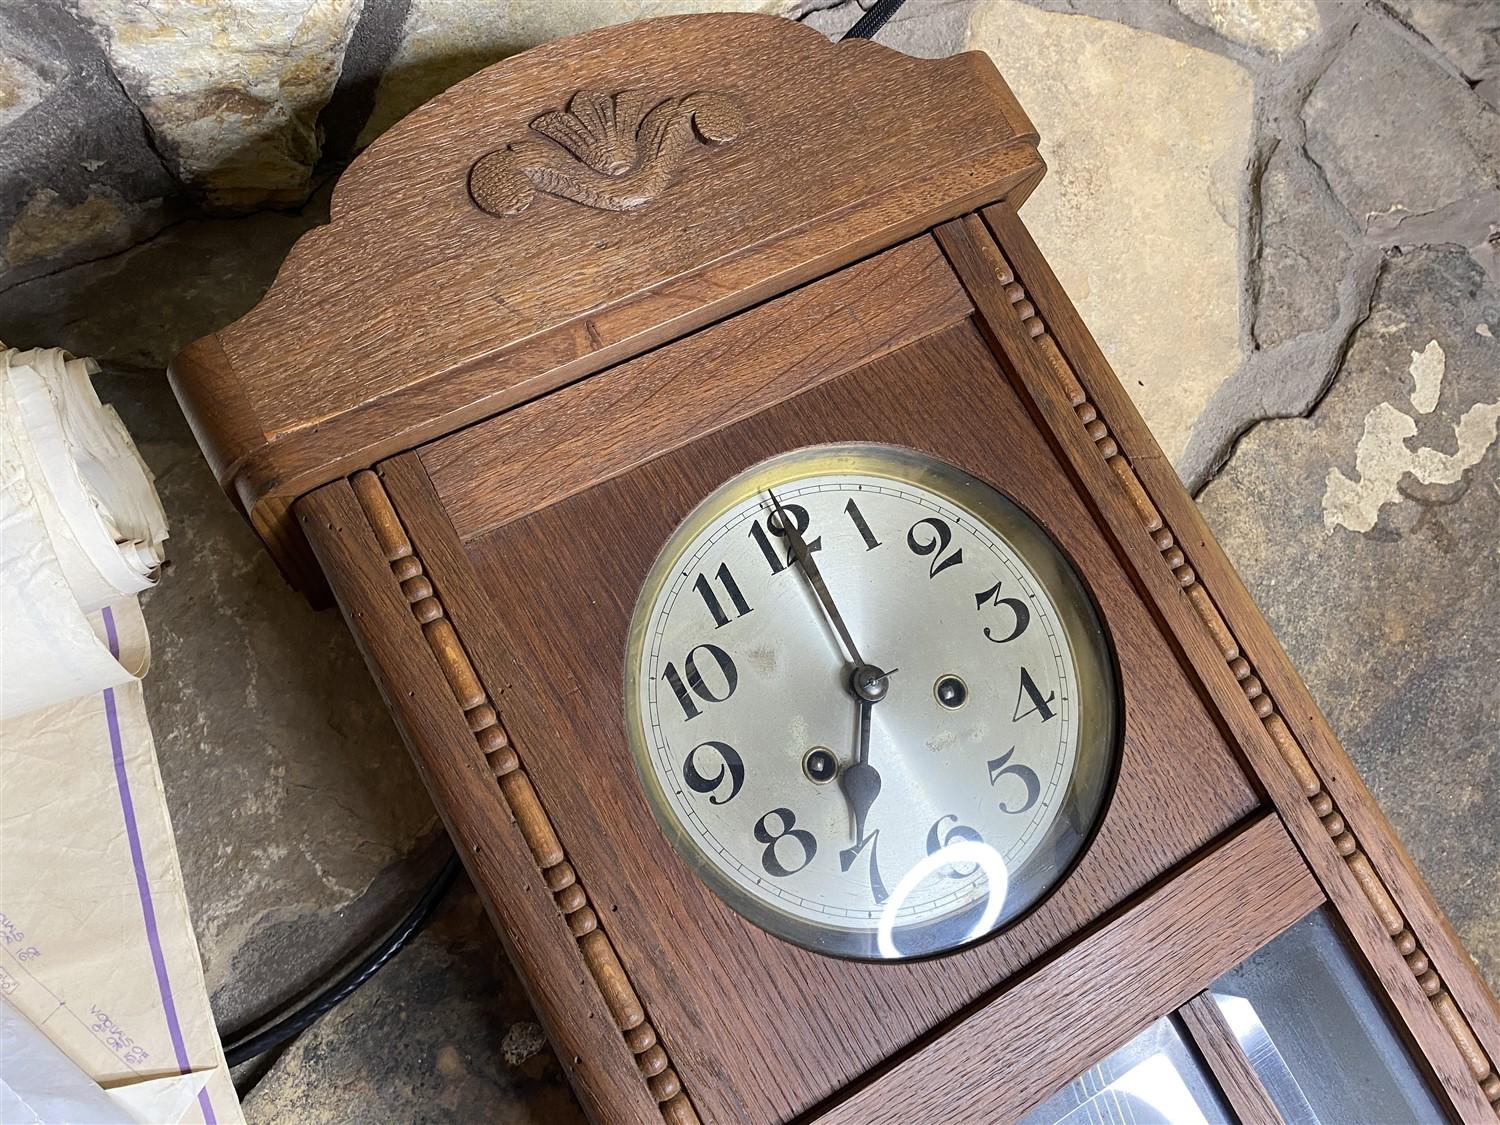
[102,607,218,1125]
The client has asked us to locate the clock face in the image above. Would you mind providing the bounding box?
[623,444,1119,959]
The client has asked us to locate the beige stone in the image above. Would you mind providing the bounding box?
[75,0,365,208]
[4,188,125,268]
[967,1,1253,468]
[500,1020,547,1065]
[360,0,795,145]
[1174,0,1320,56]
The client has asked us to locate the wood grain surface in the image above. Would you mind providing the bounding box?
[168,13,1044,582]
[950,204,1500,1119]
[423,235,972,540]
[814,815,1321,1124]
[1178,992,1287,1125]
[297,478,671,1124]
[402,315,1261,1122]
[299,203,1498,1122]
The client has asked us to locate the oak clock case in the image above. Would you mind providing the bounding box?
[624,442,1119,960]
[168,12,1500,1125]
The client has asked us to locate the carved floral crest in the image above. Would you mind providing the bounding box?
[468,89,744,217]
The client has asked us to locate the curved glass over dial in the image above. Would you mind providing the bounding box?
[623,443,1120,960]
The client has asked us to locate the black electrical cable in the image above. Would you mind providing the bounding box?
[840,0,908,41]
[221,1,909,1080]
[221,850,462,1068]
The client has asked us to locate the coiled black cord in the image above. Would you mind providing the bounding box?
[841,0,908,41]
[221,850,462,1069]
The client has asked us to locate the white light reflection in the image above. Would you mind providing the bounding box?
[1110,1053,1213,1125]
[876,842,1009,959]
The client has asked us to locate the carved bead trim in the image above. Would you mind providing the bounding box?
[348,470,699,1125]
[469,89,744,216]
[978,245,1500,1115]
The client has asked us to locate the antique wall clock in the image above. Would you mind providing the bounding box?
[171,13,1500,1123]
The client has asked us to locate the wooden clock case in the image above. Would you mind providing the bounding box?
[170,14,1500,1123]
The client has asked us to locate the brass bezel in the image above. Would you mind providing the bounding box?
[623,442,1121,960]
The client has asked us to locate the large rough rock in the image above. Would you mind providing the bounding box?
[1199,248,1500,988]
[1304,19,1500,226]
[74,0,366,209]
[1388,0,1500,110]
[1173,0,1320,56]
[0,2,179,282]
[966,0,1253,469]
[1254,143,1354,348]
[243,879,584,1123]
[359,0,797,146]
[7,188,127,268]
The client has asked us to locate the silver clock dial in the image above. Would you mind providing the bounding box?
[624,444,1118,960]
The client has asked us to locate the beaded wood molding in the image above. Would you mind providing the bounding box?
[347,470,699,1125]
[974,241,1500,1115]
[468,89,744,216]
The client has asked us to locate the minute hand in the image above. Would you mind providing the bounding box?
[767,490,865,668]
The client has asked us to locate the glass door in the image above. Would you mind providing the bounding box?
[1024,907,1445,1124]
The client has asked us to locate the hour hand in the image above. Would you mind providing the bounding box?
[767,489,864,669]
[841,697,882,841]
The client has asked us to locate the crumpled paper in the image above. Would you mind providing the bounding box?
[1,343,166,720]
[0,344,239,1123]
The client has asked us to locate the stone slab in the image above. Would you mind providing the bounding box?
[359,0,796,145]
[1255,142,1354,348]
[966,0,1253,469]
[242,877,583,1123]
[1388,0,1500,110]
[1199,248,1500,989]
[74,0,366,209]
[1173,0,1320,56]
[1304,19,1500,226]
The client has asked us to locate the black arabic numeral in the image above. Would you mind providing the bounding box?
[907,516,964,579]
[839,829,888,903]
[682,740,745,805]
[1012,666,1056,723]
[693,562,752,628]
[987,747,1041,814]
[748,502,821,575]
[754,808,817,877]
[661,643,738,722]
[843,498,881,551]
[975,579,1031,643]
[926,814,984,878]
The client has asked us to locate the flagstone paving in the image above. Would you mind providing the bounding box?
[1,0,1495,1117]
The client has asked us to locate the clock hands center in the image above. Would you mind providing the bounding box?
[766,489,895,841]
[844,662,896,837]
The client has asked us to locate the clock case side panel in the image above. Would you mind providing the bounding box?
[296,474,699,1125]
[933,208,1500,1119]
